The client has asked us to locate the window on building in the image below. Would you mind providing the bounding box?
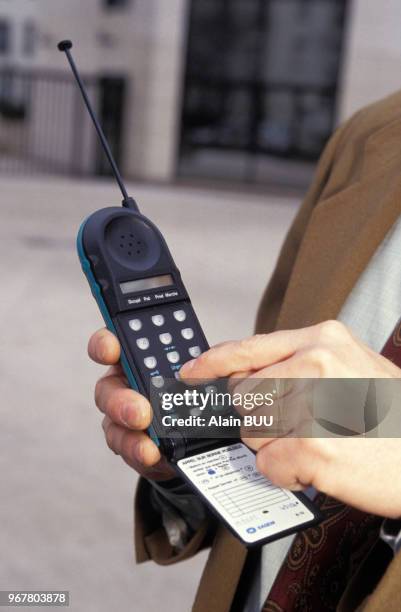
[103,0,130,8]
[179,0,348,187]
[23,21,36,56]
[0,20,10,54]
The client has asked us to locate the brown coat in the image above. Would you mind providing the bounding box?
[135,90,401,612]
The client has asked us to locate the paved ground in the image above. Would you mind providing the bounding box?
[0,176,298,612]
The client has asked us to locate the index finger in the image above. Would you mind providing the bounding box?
[88,328,121,365]
[180,329,313,381]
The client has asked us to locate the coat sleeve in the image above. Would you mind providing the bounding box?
[134,477,217,565]
[134,115,357,566]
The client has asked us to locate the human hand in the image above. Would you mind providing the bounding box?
[88,328,175,481]
[180,321,400,381]
[180,321,401,516]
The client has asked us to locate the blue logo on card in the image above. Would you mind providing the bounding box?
[257,521,275,530]
[246,527,257,534]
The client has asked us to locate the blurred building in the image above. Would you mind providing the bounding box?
[0,0,400,189]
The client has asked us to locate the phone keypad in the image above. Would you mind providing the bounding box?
[116,304,239,437]
[118,303,208,392]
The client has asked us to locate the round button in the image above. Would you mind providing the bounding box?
[151,375,164,388]
[174,371,181,381]
[144,356,157,369]
[129,319,142,332]
[173,310,186,322]
[152,314,165,327]
[159,333,173,345]
[136,337,150,351]
[181,328,194,340]
[167,351,180,364]
[190,407,203,418]
[205,385,218,394]
[189,346,201,358]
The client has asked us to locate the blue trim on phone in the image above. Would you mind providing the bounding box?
[77,219,160,446]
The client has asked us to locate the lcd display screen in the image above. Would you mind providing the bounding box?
[120,274,174,295]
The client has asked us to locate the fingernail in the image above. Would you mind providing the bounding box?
[180,359,196,377]
[122,404,144,428]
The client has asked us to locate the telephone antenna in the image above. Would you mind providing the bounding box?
[57,40,138,211]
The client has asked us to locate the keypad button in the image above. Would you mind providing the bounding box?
[205,385,218,394]
[129,319,142,332]
[151,375,164,388]
[136,337,150,351]
[151,314,165,327]
[159,332,173,345]
[144,356,157,369]
[181,328,194,340]
[167,351,180,364]
[174,371,181,381]
[190,407,203,417]
[173,310,186,322]
[189,346,201,358]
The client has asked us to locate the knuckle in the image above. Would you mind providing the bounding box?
[94,378,105,410]
[121,431,135,460]
[104,422,115,451]
[305,346,335,375]
[106,387,131,419]
[238,335,262,362]
[296,437,315,456]
[316,320,347,342]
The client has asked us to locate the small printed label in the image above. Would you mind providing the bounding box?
[177,443,315,544]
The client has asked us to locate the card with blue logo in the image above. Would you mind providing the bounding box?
[176,442,321,546]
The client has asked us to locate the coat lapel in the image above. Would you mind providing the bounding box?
[192,526,247,612]
[277,117,401,330]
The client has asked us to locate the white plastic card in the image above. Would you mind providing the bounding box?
[177,442,318,545]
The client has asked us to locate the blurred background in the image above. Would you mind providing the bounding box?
[1,1,400,610]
